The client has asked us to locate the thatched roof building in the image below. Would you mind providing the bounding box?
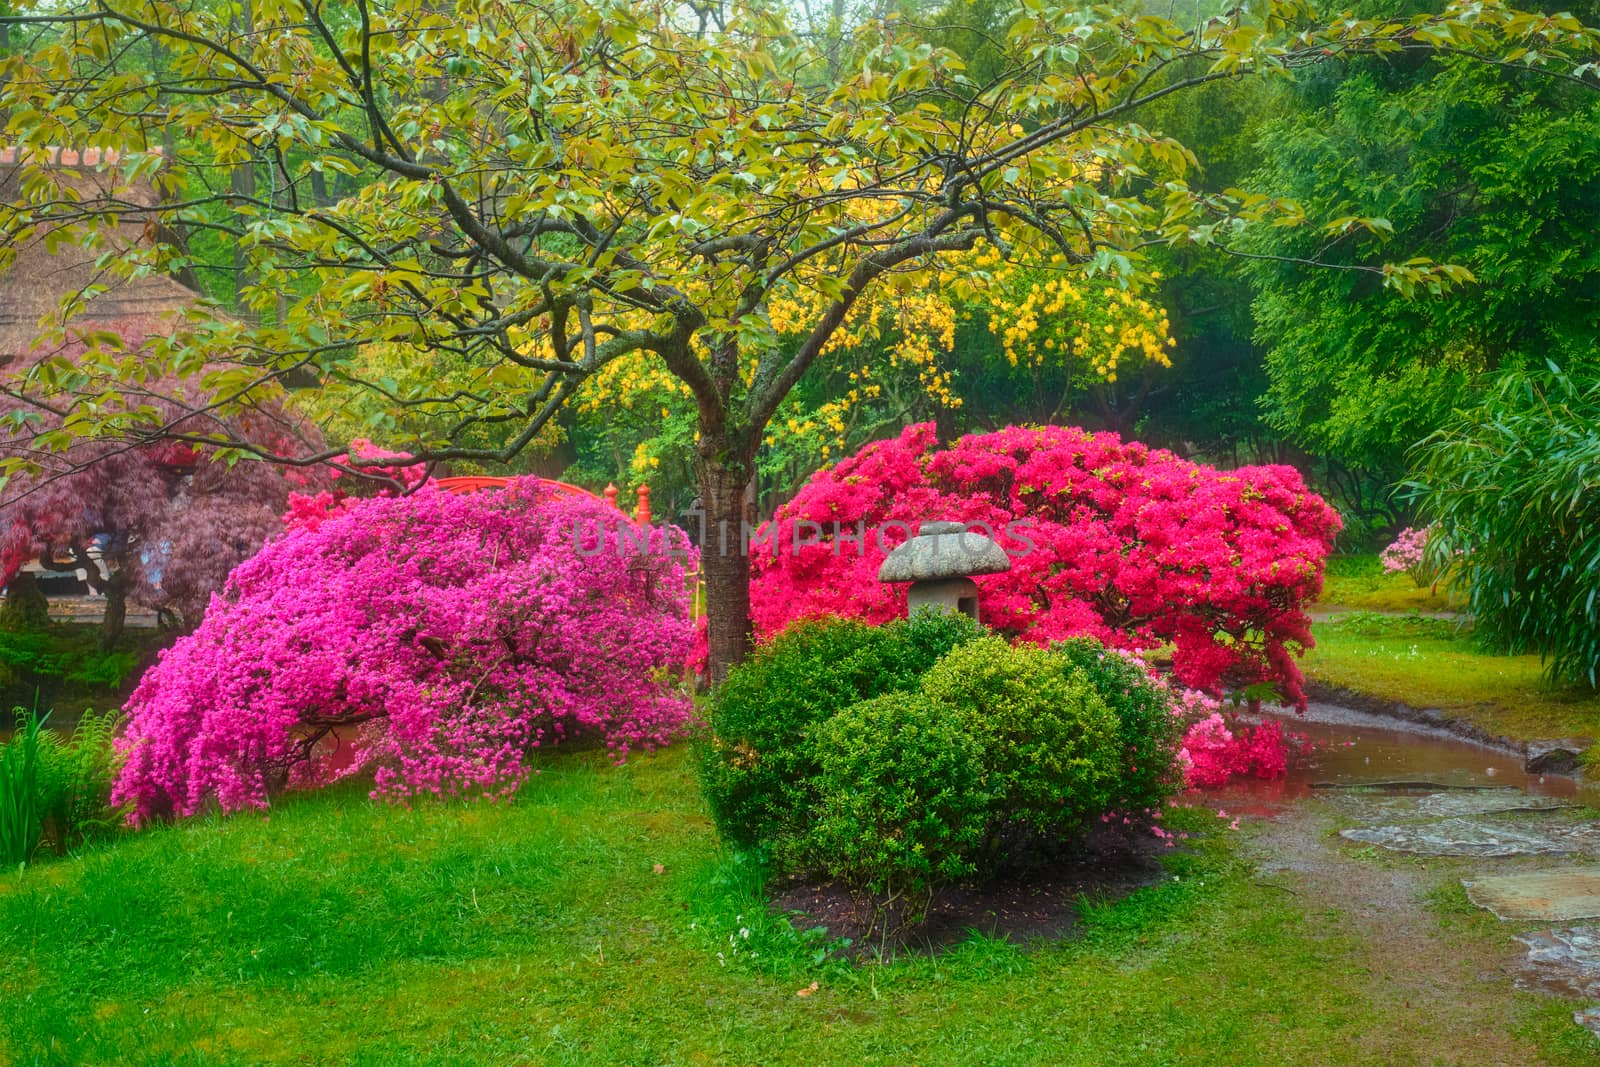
[0,146,202,365]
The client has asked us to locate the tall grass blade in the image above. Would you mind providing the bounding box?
[0,708,47,865]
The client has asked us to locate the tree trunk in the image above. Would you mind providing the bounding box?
[229,0,256,312]
[99,572,129,652]
[0,572,51,632]
[698,457,754,682]
[231,158,256,308]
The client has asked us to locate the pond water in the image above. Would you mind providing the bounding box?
[1205,702,1599,816]
[1243,703,1600,1037]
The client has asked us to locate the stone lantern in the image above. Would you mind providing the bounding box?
[877,521,1012,621]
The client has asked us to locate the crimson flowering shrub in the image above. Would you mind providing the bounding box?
[1075,663,1289,792]
[113,482,696,825]
[751,424,1341,707]
[1178,713,1288,790]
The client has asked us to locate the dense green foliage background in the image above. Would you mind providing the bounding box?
[1248,63,1600,478]
[1411,366,1600,686]
[4,0,1595,673]
[543,4,1600,539]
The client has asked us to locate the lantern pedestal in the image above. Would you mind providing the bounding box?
[878,521,1011,622]
[905,576,981,619]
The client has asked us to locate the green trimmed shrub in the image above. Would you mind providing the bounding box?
[920,637,1123,835]
[698,610,984,848]
[700,620,1187,926]
[1051,638,1185,814]
[806,692,988,908]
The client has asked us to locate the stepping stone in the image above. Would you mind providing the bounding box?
[1465,869,1600,922]
[1413,792,1576,819]
[1341,817,1590,858]
[1526,738,1596,776]
[1342,790,1577,822]
[1510,928,1600,998]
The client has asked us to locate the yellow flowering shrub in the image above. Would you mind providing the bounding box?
[565,229,1175,494]
[759,240,1174,459]
[577,353,694,415]
[977,256,1174,386]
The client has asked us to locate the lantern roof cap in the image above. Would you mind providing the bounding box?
[878,521,1012,583]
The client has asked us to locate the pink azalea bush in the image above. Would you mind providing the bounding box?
[278,438,430,532]
[1380,526,1437,587]
[750,424,1341,707]
[113,481,696,825]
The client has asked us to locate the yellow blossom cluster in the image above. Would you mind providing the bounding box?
[768,280,962,412]
[762,367,887,460]
[754,240,1177,462]
[984,263,1173,385]
[576,352,694,414]
[630,439,662,477]
[531,228,1176,479]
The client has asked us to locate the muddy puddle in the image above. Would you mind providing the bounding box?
[1210,702,1600,816]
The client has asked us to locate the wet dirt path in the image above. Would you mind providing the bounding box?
[1209,704,1600,1063]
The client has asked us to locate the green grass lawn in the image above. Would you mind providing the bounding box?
[0,746,1590,1066]
[1310,555,1600,740]
[1304,613,1600,742]
[1319,554,1461,615]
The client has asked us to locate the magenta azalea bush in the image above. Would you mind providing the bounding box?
[113,482,696,825]
[751,424,1341,707]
